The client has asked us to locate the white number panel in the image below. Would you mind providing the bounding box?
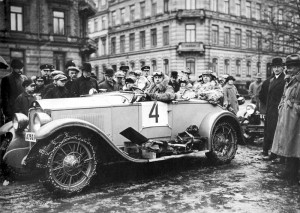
[141,101,168,127]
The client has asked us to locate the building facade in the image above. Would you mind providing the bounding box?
[0,0,97,78]
[89,0,297,82]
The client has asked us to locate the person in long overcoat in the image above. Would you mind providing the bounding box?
[223,76,239,114]
[271,54,300,185]
[259,58,285,159]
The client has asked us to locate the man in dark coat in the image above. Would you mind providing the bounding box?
[64,60,80,91]
[1,59,27,122]
[99,68,118,92]
[168,71,180,92]
[40,64,54,85]
[41,70,65,98]
[43,74,71,99]
[14,79,36,116]
[259,58,285,159]
[71,62,99,97]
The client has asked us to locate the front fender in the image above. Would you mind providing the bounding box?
[26,118,147,166]
[0,121,13,135]
[199,110,243,150]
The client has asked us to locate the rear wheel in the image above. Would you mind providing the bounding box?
[206,122,238,164]
[42,132,97,194]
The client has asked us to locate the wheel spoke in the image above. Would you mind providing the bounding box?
[59,147,68,156]
[68,176,72,187]
[52,165,64,171]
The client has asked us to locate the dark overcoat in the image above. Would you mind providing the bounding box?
[98,80,118,92]
[71,76,99,97]
[14,92,36,116]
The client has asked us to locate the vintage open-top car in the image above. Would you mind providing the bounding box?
[0,91,243,194]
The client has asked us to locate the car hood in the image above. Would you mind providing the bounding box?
[33,92,133,111]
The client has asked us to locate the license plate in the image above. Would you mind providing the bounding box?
[25,132,36,142]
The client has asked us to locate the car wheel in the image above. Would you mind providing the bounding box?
[206,122,238,164]
[42,132,97,194]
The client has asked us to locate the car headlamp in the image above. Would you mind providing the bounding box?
[246,104,256,115]
[12,113,29,131]
[32,112,52,132]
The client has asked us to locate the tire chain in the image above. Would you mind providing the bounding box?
[39,132,97,194]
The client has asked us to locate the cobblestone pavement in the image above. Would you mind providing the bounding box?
[0,145,299,213]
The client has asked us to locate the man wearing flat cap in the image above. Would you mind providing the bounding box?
[14,79,36,115]
[114,71,125,91]
[99,68,118,92]
[41,70,65,98]
[44,74,71,99]
[144,70,175,102]
[1,58,27,122]
[71,62,99,97]
[259,57,285,161]
[168,71,180,92]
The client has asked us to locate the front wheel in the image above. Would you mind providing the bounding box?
[42,133,97,194]
[206,122,238,164]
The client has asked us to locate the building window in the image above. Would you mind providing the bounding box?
[212,25,219,44]
[53,11,65,35]
[101,0,106,6]
[120,8,125,24]
[212,58,218,74]
[151,28,157,47]
[53,52,65,71]
[10,6,23,31]
[151,60,157,72]
[129,33,135,51]
[257,32,262,50]
[224,27,230,47]
[267,6,273,22]
[112,65,117,72]
[140,31,146,49]
[163,59,169,75]
[224,0,229,14]
[246,61,251,76]
[140,2,145,19]
[224,59,230,74]
[111,37,116,54]
[267,33,273,51]
[130,5,135,22]
[278,9,283,25]
[186,0,196,10]
[120,35,125,53]
[163,26,169,46]
[151,0,157,16]
[278,36,284,53]
[130,61,135,70]
[211,0,218,12]
[236,59,241,76]
[164,0,169,13]
[246,1,251,19]
[11,50,25,73]
[246,30,252,49]
[101,16,106,30]
[235,29,241,47]
[140,60,145,68]
[256,3,261,20]
[186,58,195,74]
[235,0,241,16]
[101,37,106,55]
[186,24,196,42]
[112,11,116,26]
[94,18,98,32]
[257,61,261,73]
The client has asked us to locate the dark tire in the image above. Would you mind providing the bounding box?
[42,132,97,195]
[205,122,238,164]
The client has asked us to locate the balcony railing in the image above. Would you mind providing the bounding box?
[79,0,97,16]
[177,42,205,55]
[176,9,205,21]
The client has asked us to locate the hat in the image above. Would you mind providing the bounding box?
[255,73,262,79]
[134,70,142,76]
[179,79,187,85]
[65,60,76,69]
[36,76,45,82]
[170,71,178,78]
[11,59,24,69]
[104,68,114,77]
[125,76,136,84]
[40,64,50,70]
[225,75,236,83]
[285,54,300,66]
[153,70,164,77]
[67,66,80,73]
[22,79,35,88]
[182,68,191,74]
[120,65,130,72]
[49,65,55,71]
[53,74,67,81]
[82,62,92,72]
[51,70,65,77]
[141,66,150,71]
[115,71,125,78]
[271,58,284,66]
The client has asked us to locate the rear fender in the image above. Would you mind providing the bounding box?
[26,118,147,166]
[199,110,244,150]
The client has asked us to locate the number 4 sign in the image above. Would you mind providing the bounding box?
[141,101,168,127]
